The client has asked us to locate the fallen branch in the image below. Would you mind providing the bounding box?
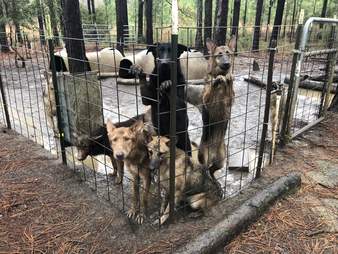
[284,77,337,93]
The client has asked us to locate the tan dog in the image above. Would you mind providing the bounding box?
[106,120,151,224]
[43,71,58,135]
[148,136,223,225]
[187,38,236,177]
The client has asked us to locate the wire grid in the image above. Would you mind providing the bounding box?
[0,23,312,227]
[289,22,338,136]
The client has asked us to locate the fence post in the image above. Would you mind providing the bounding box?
[322,25,337,115]
[168,0,178,222]
[48,39,67,165]
[255,40,277,178]
[279,24,303,146]
[0,71,11,129]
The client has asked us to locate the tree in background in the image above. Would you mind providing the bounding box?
[243,0,248,27]
[137,0,144,43]
[265,0,274,41]
[115,0,128,54]
[46,0,60,46]
[37,0,46,46]
[252,0,264,51]
[145,0,153,45]
[214,0,228,46]
[270,0,286,46]
[0,5,10,52]
[61,0,89,73]
[231,0,241,52]
[204,0,212,53]
[195,0,203,49]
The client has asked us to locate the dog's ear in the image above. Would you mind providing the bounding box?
[131,120,144,133]
[206,38,217,53]
[177,44,190,56]
[228,35,237,52]
[146,43,158,56]
[106,119,116,134]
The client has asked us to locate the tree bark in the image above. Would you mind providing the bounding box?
[243,0,248,26]
[231,0,241,52]
[214,0,229,46]
[145,0,153,45]
[204,0,213,52]
[252,0,264,51]
[15,23,23,45]
[195,0,203,49]
[47,0,60,46]
[270,0,286,47]
[137,0,144,43]
[87,0,92,14]
[0,7,9,52]
[91,0,96,23]
[320,0,328,18]
[62,0,89,73]
[115,0,128,54]
[265,0,274,41]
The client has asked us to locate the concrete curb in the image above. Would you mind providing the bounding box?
[176,173,301,254]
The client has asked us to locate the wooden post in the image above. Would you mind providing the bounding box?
[169,0,178,222]
[0,71,11,129]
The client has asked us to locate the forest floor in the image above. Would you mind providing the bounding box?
[224,113,338,254]
[0,114,337,253]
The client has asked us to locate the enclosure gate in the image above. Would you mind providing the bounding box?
[281,18,338,143]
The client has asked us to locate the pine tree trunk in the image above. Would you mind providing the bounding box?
[214,0,229,46]
[87,0,92,14]
[213,1,219,36]
[62,0,89,73]
[270,0,286,46]
[243,0,248,26]
[231,0,241,52]
[195,0,203,49]
[204,0,213,52]
[145,0,153,45]
[37,1,46,46]
[47,0,60,46]
[15,23,23,45]
[137,0,144,43]
[0,6,9,52]
[91,0,96,23]
[252,0,264,51]
[265,0,274,41]
[115,0,128,54]
[320,0,328,17]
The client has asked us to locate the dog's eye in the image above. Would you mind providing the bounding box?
[218,52,223,56]
[148,150,153,156]
[112,138,118,142]
[123,137,130,141]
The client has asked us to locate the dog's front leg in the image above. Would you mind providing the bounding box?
[127,172,140,221]
[160,190,183,225]
[136,170,150,224]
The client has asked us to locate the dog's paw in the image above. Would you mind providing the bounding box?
[135,213,145,224]
[127,208,137,220]
[213,75,226,86]
[129,64,144,77]
[160,80,172,93]
[114,175,122,185]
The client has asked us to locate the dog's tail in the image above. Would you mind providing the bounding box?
[187,193,218,210]
[191,141,200,165]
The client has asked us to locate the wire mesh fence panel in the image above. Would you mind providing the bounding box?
[0,17,336,228]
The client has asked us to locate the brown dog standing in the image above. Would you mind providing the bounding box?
[187,38,236,177]
[106,120,151,224]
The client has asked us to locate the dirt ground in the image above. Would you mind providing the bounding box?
[1,113,337,254]
[224,113,338,254]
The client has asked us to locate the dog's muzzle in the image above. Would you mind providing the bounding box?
[220,62,231,71]
[149,158,161,171]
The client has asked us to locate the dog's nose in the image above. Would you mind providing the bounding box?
[220,63,230,70]
[115,153,124,161]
